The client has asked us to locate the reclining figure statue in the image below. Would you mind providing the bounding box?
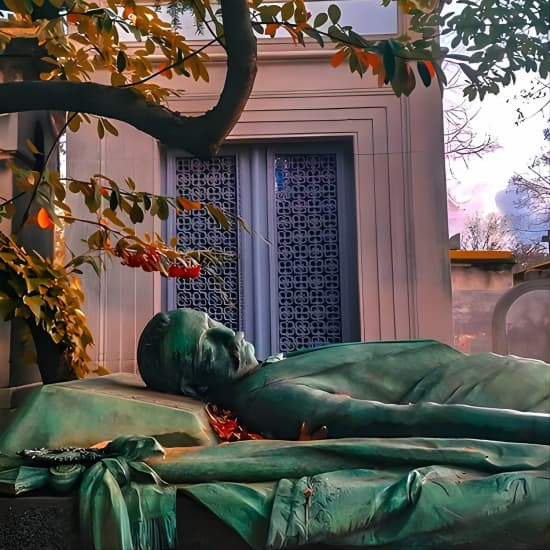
[134,308,550,548]
[137,308,549,444]
[1,307,548,550]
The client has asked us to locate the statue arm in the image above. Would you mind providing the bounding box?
[238,384,549,445]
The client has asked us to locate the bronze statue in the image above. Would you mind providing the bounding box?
[1,308,549,549]
[138,308,550,443]
[137,308,259,397]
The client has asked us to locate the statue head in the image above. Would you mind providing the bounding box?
[137,308,259,398]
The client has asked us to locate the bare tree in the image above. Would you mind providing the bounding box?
[513,78,550,126]
[461,212,515,251]
[512,241,548,271]
[443,67,500,165]
[509,150,550,228]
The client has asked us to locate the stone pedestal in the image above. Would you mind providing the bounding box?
[0,492,329,550]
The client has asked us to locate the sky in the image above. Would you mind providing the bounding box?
[445,74,549,240]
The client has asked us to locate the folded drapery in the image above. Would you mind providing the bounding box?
[0,436,176,550]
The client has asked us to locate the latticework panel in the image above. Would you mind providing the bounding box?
[174,156,240,330]
[275,153,342,351]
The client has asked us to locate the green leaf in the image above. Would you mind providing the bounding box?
[130,203,144,223]
[109,189,119,211]
[280,1,294,21]
[327,4,341,24]
[85,184,102,213]
[87,229,106,250]
[251,22,264,34]
[459,62,479,84]
[156,197,169,220]
[313,12,328,28]
[303,27,324,47]
[142,194,152,210]
[119,196,132,215]
[258,4,280,20]
[103,16,112,33]
[383,42,396,82]
[0,295,16,321]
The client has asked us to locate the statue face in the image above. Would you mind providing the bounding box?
[138,308,259,397]
[170,309,259,395]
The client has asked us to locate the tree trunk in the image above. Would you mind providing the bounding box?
[26,321,76,384]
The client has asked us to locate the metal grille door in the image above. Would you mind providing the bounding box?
[167,142,358,357]
[274,153,343,351]
[173,156,240,330]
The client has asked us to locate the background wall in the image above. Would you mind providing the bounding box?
[64,37,452,373]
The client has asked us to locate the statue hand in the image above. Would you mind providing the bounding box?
[298,421,328,441]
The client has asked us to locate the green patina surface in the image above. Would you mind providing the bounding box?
[0,373,217,452]
[1,309,549,549]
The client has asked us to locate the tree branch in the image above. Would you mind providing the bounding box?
[0,0,257,158]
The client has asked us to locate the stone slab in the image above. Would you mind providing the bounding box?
[0,374,218,454]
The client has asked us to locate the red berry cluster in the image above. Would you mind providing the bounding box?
[118,248,161,272]
[115,244,201,279]
[167,263,201,279]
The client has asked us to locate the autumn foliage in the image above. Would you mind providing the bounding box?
[0,0,547,382]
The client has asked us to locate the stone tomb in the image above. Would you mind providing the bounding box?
[0,375,295,550]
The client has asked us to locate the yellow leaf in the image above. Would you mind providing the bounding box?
[145,38,155,55]
[40,70,57,81]
[97,119,105,140]
[25,139,41,155]
[3,202,15,219]
[67,113,81,133]
[198,59,209,82]
[94,365,111,376]
[23,295,44,319]
[102,208,126,227]
[206,203,230,229]
[111,72,126,87]
[3,0,30,14]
